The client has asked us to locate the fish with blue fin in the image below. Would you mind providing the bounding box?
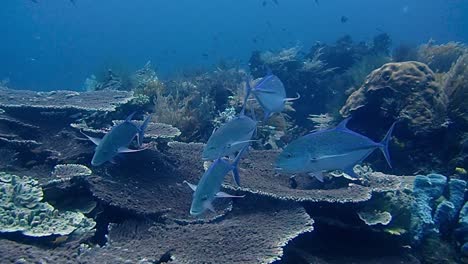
[276,117,396,181]
[202,84,257,162]
[184,146,247,216]
[81,112,151,166]
[247,72,300,120]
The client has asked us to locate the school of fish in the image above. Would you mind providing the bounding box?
[83,72,395,216]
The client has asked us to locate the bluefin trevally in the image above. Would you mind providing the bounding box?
[202,84,257,165]
[81,112,151,166]
[184,146,247,216]
[276,118,396,181]
[247,73,300,120]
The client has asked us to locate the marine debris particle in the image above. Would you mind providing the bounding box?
[79,197,314,264]
[0,87,134,112]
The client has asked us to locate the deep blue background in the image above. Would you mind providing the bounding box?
[1,0,467,91]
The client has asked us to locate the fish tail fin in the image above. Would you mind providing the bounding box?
[379,122,397,168]
[138,114,152,147]
[231,146,249,186]
[241,80,252,116]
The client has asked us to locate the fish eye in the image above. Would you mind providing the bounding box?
[286,153,292,158]
[201,195,208,201]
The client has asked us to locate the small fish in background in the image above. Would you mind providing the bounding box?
[184,147,247,216]
[276,118,396,181]
[314,0,319,6]
[341,16,349,24]
[247,72,300,120]
[202,88,257,170]
[402,6,409,14]
[262,1,267,7]
[81,112,151,166]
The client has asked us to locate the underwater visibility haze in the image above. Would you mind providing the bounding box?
[1,0,468,263]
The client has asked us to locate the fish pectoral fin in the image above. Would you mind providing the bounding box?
[308,172,324,182]
[80,130,102,146]
[216,191,245,198]
[183,180,197,191]
[284,92,301,102]
[230,140,257,148]
[117,147,147,153]
[203,201,216,213]
[310,153,349,162]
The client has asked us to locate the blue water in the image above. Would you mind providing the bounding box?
[1,0,467,91]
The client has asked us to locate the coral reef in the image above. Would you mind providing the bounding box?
[0,172,95,237]
[357,210,392,226]
[0,87,134,113]
[78,197,313,264]
[249,34,395,130]
[417,41,467,73]
[340,61,449,173]
[443,53,468,126]
[223,150,402,203]
[341,61,448,133]
[410,174,447,244]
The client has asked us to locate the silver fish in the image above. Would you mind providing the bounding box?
[81,112,151,166]
[248,73,299,120]
[276,118,395,181]
[202,83,257,167]
[185,146,247,216]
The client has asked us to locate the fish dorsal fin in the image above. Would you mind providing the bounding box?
[80,130,102,146]
[336,117,352,131]
[183,180,197,192]
[137,114,152,147]
[253,74,275,92]
[125,112,137,122]
[240,79,252,116]
[231,146,249,186]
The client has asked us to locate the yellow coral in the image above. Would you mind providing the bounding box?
[455,167,467,175]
